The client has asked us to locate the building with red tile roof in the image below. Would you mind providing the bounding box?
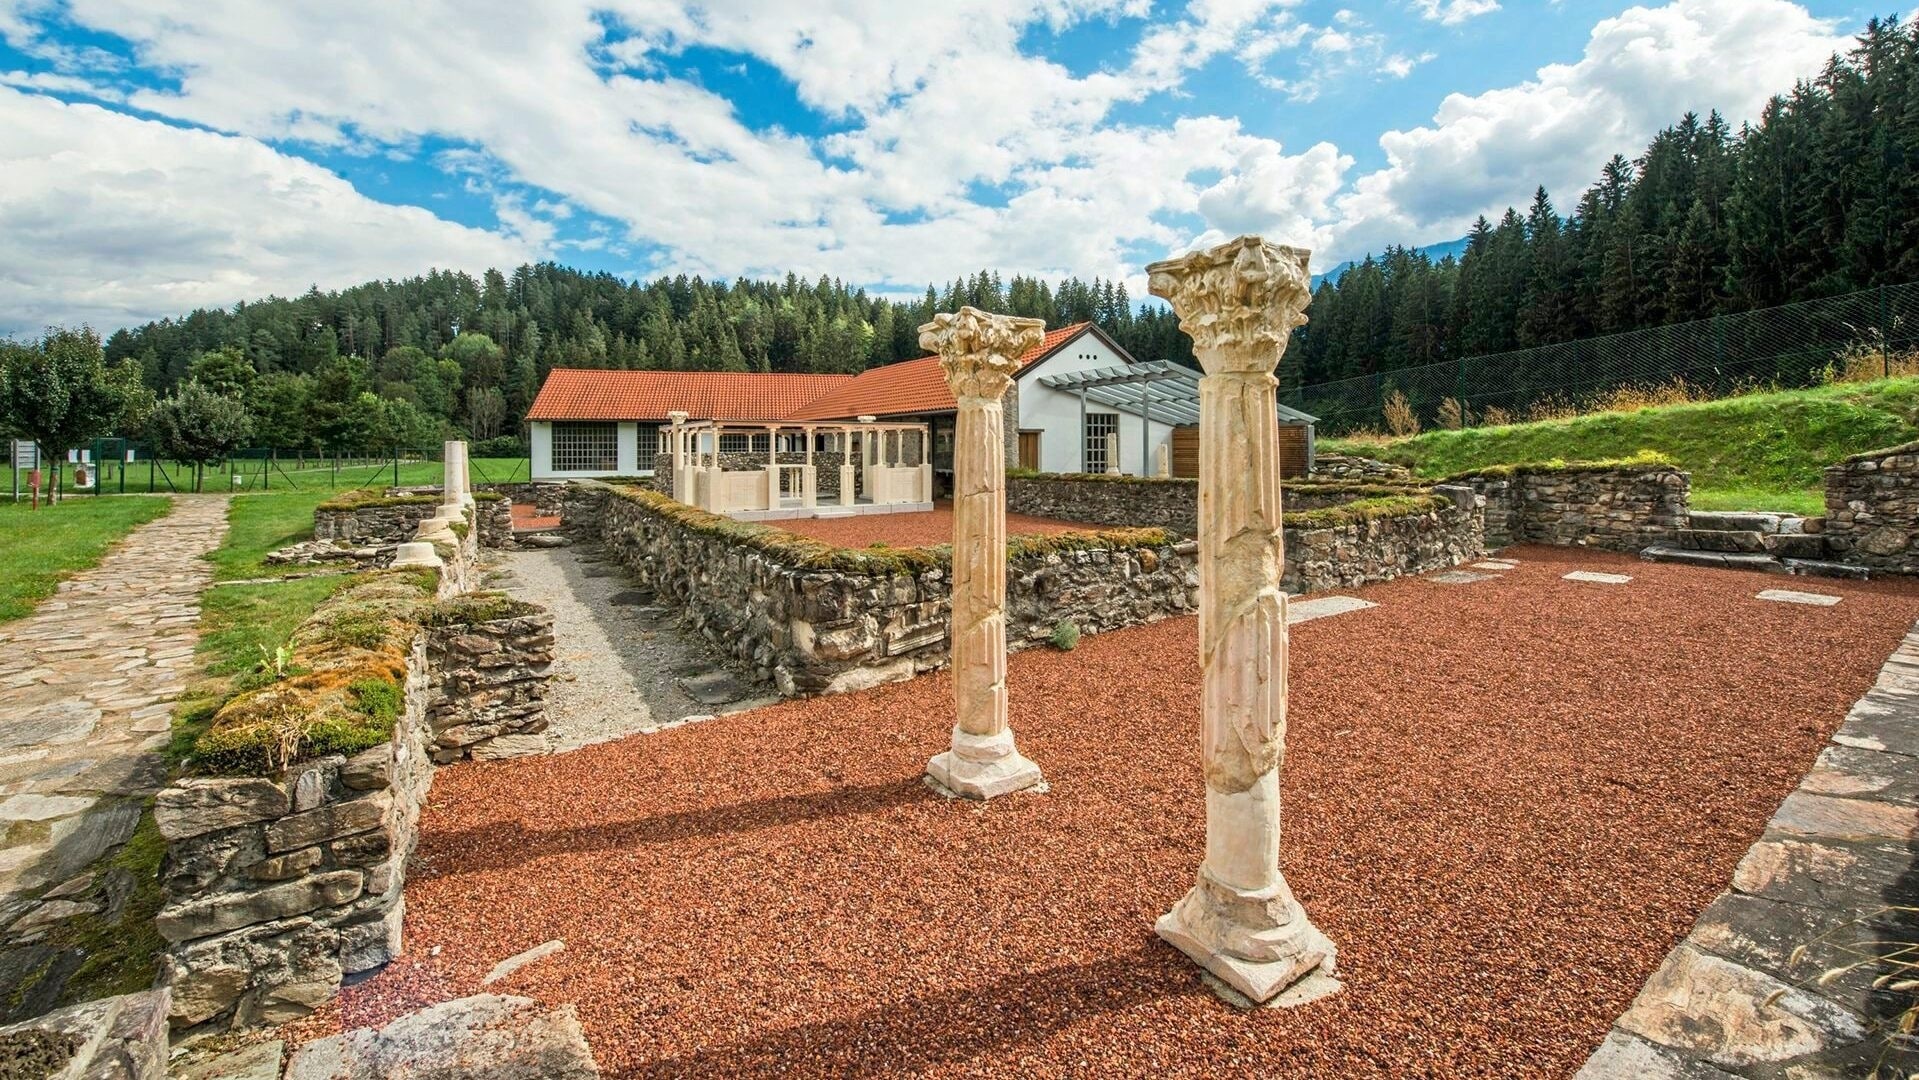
[524,322,1287,483]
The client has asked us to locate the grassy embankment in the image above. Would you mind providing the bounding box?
[1324,378,1919,516]
[0,497,173,623]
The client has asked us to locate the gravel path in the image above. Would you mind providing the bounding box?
[771,501,1086,548]
[317,546,1919,1077]
[491,544,773,752]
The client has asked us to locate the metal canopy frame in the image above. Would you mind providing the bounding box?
[1038,361,1320,473]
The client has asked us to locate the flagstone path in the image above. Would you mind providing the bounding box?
[0,496,228,950]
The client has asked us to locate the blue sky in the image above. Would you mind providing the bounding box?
[0,0,1886,334]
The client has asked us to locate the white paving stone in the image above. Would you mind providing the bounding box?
[1470,562,1517,571]
[1287,596,1378,625]
[1564,571,1633,585]
[1429,570,1496,585]
[1757,589,1842,607]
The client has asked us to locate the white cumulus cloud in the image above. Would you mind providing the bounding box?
[0,88,537,335]
[1331,0,1852,258]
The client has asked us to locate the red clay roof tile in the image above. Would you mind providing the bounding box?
[525,369,853,423]
[525,323,1095,425]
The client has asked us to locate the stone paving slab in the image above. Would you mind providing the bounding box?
[0,496,228,1000]
[1756,589,1842,607]
[1565,571,1634,585]
[1428,570,1496,585]
[1286,596,1377,625]
[1579,619,1919,1079]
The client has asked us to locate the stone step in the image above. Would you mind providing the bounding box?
[1783,558,1872,580]
[1640,546,1787,574]
[1688,511,1786,533]
[1675,529,1766,554]
[1761,533,1827,560]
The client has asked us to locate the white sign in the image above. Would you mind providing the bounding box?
[10,440,35,469]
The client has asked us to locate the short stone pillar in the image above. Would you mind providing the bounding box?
[1104,430,1122,476]
[1156,441,1172,479]
[1146,235,1337,1005]
[442,440,467,506]
[921,307,1047,800]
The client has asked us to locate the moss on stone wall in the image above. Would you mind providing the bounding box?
[1844,439,1919,463]
[610,486,1178,576]
[184,568,439,775]
[1282,495,1449,530]
[315,490,440,512]
[1440,449,1679,482]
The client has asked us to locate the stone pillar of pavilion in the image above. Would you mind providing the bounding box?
[839,426,857,507]
[667,410,689,500]
[922,307,1047,800]
[1146,235,1337,1006]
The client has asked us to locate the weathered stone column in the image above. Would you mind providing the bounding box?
[1147,236,1337,1005]
[922,307,1047,800]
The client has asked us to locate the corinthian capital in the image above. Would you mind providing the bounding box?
[922,306,1047,401]
[1147,236,1312,374]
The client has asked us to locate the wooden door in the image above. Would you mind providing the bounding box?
[1017,431,1040,471]
[1170,426,1199,478]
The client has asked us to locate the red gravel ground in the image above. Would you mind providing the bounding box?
[510,503,561,531]
[298,547,1919,1077]
[771,500,1086,547]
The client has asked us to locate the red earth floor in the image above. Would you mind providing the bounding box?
[295,547,1919,1077]
[509,502,562,531]
[772,500,1089,547]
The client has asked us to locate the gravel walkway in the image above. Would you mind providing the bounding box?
[491,544,774,752]
[772,501,1086,548]
[312,546,1919,1077]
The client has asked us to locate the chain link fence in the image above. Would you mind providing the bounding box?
[1287,282,1919,434]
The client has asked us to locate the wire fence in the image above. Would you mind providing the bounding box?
[1286,282,1919,434]
[7,444,531,500]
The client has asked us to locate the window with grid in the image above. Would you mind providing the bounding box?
[719,433,750,453]
[1084,412,1118,473]
[551,422,618,472]
[635,426,660,473]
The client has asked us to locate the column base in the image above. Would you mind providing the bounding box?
[925,728,1044,800]
[1155,873,1337,1006]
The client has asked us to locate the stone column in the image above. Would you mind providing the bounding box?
[441,440,468,507]
[922,307,1047,800]
[1146,236,1337,1005]
[667,410,688,499]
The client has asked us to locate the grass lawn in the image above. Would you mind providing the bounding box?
[1325,377,1919,512]
[0,496,173,622]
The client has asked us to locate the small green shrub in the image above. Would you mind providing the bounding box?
[1050,619,1080,651]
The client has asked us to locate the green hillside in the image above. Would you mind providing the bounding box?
[1325,379,1919,516]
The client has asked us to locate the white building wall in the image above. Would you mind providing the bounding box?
[529,420,646,481]
[1016,334,1177,476]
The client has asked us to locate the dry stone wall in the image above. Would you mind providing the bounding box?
[313,500,437,544]
[1819,444,1919,573]
[1283,490,1484,594]
[154,638,432,1034]
[1311,453,1413,481]
[564,483,1196,695]
[1007,474,1200,535]
[424,610,554,763]
[479,482,569,517]
[1458,464,1689,552]
[315,491,511,550]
